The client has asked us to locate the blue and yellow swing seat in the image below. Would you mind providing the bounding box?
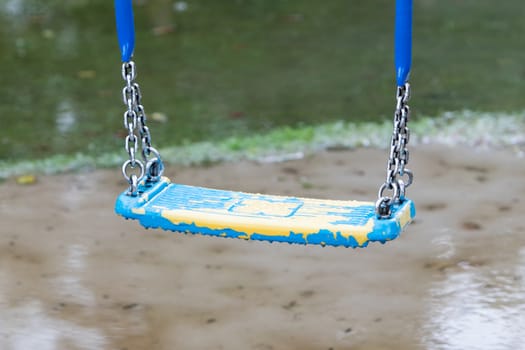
[116,177,415,248]
[114,0,416,248]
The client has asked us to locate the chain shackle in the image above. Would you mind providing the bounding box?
[376,83,414,218]
[119,61,164,195]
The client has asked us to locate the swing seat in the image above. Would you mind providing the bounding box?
[115,177,415,248]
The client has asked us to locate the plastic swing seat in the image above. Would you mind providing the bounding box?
[115,177,415,248]
[113,0,416,248]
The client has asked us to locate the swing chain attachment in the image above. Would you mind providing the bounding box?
[376,82,413,218]
[120,61,164,196]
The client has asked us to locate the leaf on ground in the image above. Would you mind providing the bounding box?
[77,70,96,79]
[151,112,168,123]
[16,175,37,185]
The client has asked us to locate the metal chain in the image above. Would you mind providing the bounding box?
[376,82,414,218]
[120,61,164,196]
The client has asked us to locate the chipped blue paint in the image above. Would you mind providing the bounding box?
[115,177,415,248]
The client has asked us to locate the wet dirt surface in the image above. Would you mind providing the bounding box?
[1,146,525,350]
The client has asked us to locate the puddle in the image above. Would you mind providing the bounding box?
[422,253,525,350]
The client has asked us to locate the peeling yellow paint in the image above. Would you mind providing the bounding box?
[160,197,376,245]
[122,178,414,247]
[132,208,146,215]
[398,204,412,228]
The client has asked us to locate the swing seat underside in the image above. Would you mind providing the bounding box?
[115,177,415,248]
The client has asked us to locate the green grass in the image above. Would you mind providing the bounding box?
[1,110,523,179]
[0,0,524,163]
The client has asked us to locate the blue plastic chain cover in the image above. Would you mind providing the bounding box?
[395,0,412,86]
[115,0,135,62]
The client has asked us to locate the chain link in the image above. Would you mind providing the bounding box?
[118,61,412,206]
[120,61,163,195]
[376,83,414,218]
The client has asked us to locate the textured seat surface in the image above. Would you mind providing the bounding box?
[115,177,415,248]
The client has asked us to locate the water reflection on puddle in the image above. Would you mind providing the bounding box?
[0,300,107,350]
[51,244,95,305]
[0,244,104,349]
[423,248,525,350]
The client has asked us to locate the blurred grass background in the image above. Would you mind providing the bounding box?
[0,0,524,162]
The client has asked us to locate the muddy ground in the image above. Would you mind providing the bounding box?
[1,145,524,350]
